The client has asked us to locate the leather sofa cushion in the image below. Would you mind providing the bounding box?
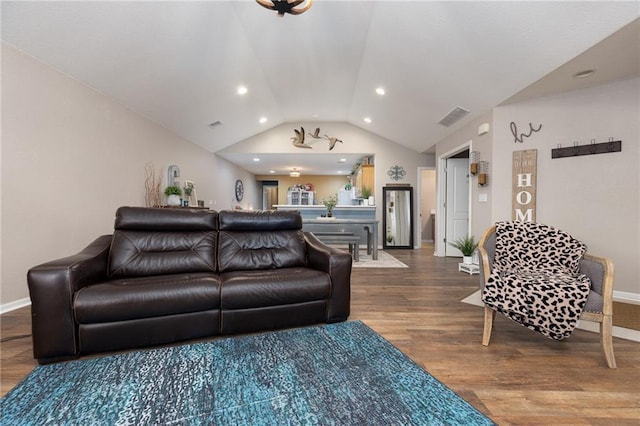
[74,273,221,323]
[218,230,306,272]
[219,210,301,231]
[109,207,219,278]
[220,267,330,309]
[109,231,217,277]
[217,210,306,272]
[115,206,218,231]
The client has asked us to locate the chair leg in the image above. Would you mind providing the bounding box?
[600,315,617,369]
[482,306,495,346]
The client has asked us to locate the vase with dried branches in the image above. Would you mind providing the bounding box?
[144,162,162,207]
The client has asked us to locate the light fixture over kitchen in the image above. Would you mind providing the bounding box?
[289,168,301,177]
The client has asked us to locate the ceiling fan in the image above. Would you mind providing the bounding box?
[255,0,313,17]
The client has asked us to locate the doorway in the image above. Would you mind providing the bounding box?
[261,181,278,210]
[418,168,436,245]
[436,146,471,257]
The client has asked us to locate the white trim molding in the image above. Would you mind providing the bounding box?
[613,291,640,305]
[0,297,31,315]
[577,321,640,343]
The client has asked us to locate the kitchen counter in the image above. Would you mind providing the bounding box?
[274,205,375,220]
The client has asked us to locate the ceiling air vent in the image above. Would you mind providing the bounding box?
[208,120,223,128]
[438,106,470,127]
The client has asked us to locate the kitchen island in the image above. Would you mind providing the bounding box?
[274,205,378,260]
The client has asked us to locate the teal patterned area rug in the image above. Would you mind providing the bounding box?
[1,321,494,425]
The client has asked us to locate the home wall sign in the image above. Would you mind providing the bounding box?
[510,121,542,144]
[512,149,537,222]
[551,138,622,159]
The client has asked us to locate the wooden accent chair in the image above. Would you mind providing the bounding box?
[478,222,616,368]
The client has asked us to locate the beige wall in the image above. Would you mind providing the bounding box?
[0,44,257,306]
[434,79,639,298]
[492,78,639,297]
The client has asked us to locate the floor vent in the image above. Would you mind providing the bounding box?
[438,107,470,127]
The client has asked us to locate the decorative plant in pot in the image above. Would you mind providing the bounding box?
[360,186,373,205]
[322,195,337,218]
[164,185,182,206]
[449,235,478,264]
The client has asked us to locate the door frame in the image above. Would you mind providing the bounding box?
[435,141,472,257]
[416,166,436,250]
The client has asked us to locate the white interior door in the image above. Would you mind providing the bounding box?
[445,158,470,256]
[262,186,278,210]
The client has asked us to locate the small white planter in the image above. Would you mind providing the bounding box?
[462,255,473,265]
[167,194,181,206]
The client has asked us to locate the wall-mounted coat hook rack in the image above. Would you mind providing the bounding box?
[551,138,621,159]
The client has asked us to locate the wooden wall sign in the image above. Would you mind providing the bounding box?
[512,149,537,222]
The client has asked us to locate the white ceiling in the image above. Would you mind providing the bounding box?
[2,1,638,175]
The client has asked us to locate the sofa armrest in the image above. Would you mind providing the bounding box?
[27,235,112,362]
[304,232,352,322]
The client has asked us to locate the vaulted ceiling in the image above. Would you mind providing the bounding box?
[2,1,638,174]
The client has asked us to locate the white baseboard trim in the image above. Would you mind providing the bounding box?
[0,297,31,315]
[576,320,640,343]
[613,291,640,305]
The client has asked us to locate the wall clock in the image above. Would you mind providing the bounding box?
[235,179,244,202]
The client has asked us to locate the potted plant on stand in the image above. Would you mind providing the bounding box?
[164,185,182,206]
[449,235,478,264]
[322,195,337,218]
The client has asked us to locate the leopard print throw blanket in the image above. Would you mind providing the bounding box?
[481,221,591,340]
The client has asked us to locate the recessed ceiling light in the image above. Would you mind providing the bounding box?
[573,69,596,79]
[364,117,372,124]
[253,158,260,162]
[259,117,267,124]
[312,114,319,118]
[338,158,347,163]
[269,170,275,174]
[337,171,343,174]
[376,87,385,95]
[237,85,248,95]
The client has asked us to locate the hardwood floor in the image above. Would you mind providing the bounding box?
[2,247,639,424]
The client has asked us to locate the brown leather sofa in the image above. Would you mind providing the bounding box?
[27,207,352,364]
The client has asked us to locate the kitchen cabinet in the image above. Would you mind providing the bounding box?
[353,164,374,197]
[287,190,314,205]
